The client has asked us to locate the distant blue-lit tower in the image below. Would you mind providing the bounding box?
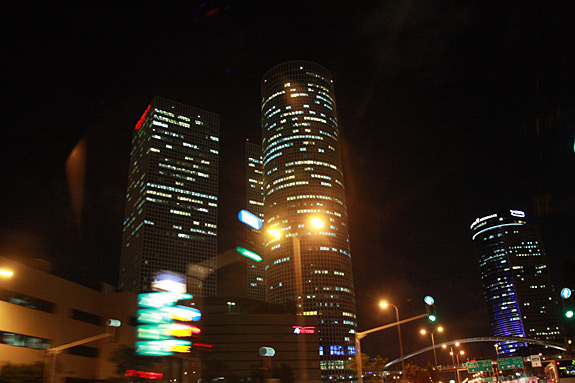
[470,210,563,356]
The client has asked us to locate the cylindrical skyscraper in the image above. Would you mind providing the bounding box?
[471,210,564,356]
[261,61,357,381]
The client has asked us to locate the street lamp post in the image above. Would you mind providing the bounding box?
[267,217,324,383]
[445,342,463,383]
[420,326,443,367]
[44,320,121,383]
[355,313,429,383]
[380,301,405,380]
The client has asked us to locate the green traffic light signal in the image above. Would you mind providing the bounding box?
[567,310,574,319]
[425,297,437,323]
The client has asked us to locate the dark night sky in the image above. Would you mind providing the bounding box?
[2,0,575,363]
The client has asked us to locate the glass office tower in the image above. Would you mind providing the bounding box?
[261,61,357,380]
[119,97,219,296]
[471,210,563,356]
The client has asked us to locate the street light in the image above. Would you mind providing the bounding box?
[0,269,13,277]
[266,216,325,383]
[380,301,405,379]
[420,326,443,367]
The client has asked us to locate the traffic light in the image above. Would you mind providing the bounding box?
[424,296,437,322]
[561,288,574,319]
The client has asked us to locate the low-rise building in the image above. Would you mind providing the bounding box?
[0,256,138,382]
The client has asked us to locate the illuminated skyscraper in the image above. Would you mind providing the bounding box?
[470,210,563,356]
[261,61,357,380]
[119,97,219,296]
[245,141,265,301]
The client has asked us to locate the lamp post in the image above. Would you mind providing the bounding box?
[355,313,429,383]
[380,301,405,380]
[444,342,463,383]
[267,217,324,383]
[44,319,121,383]
[420,326,443,367]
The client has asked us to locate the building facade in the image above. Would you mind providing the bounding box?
[119,97,219,296]
[261,61,357,380]
[245,142,266,301]
[201,297,321,382]
[0,257,139,383]
[470,210,564,356]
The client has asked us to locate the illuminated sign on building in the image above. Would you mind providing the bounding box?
[470,214,498,230]
[510,210,525,217]
[136,291,199,356]
[293,326,316,334]
[136,271,200,356]
[152,271,187,293]
[170,305,202,321]
[169,323,201,337]
[135,105,151,130]
[125,370,163,379]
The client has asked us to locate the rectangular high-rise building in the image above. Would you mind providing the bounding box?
[471,210,564,356]
[245,141,265,300]
[119,97,219,296]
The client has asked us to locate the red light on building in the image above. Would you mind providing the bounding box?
[125,370,163,379]
[135,105,151,130]
[193,342,213,349]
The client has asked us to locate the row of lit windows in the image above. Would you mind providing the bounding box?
[262,90,286,109]
[284,160,339,172]
[148,183,217,200]
[267,181,309,194]
[319,346,356,357]
[155,115,190,128]
[158,163,209,178]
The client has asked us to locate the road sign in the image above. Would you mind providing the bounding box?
[530,355,542,368]
[480,378,496,382]
[467,360,494,373]
[498,356,524,370]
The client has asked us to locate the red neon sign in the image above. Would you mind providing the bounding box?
[135,105,151,130]
[125,370,163,379]
[293,326,316,334]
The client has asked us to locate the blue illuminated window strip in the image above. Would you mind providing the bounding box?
[472,223,524,241]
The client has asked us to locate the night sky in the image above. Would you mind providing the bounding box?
[2,1,574,364]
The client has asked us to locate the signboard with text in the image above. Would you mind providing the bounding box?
[468,360,494,373]
[498,356,524,370]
